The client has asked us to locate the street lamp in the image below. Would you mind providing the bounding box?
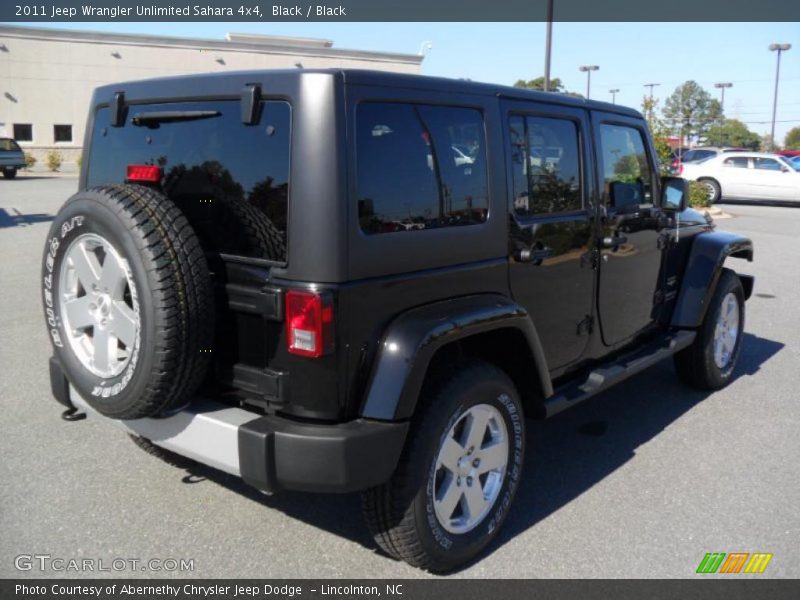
[579,65,599,99]
[769,43,791,150]
[609,88,619,104]
[643,82,660,100]
[714,82,732,113]
[543,0,554,91]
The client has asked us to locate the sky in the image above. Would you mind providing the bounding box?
[16,21,800,142]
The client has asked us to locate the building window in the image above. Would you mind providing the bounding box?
[13,124,33,142]
[54,124,73,143]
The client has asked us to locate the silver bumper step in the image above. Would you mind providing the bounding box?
[71,388,255,476]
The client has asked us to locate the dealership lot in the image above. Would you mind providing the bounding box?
[1,176,798,578]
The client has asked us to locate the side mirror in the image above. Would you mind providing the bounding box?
[781,166,790,173]
[661,176,687,212]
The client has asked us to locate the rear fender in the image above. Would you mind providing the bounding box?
[360,294,552,421]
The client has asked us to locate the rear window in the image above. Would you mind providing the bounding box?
[87,100,290,263]
[0,138,21,152]
[355,102,488,235]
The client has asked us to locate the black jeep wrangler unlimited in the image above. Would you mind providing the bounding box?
[44,70,754,572]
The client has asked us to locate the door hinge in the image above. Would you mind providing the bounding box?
[577,315,594,336]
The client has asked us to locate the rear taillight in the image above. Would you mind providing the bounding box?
[677,163,683,175]
[285,289,333,358]
[126,164,162,183]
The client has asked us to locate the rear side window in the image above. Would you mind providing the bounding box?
[598,123,654,210]
[753,157,781,171]
[723,157,749,168]
[509,115,582,216]
[87,100,290,263]
[356,102,488,235]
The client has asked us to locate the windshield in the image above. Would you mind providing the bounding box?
[0,138,22,152]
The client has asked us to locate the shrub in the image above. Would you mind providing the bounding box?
[46,150,63,172]
[688,180,712,208]
[24,152,37,170]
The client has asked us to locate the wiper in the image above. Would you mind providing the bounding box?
[131,110,221,126]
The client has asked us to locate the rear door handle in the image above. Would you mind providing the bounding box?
[516,247,554,264]
[601,235,628,249]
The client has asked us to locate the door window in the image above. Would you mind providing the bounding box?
[598,123,654,210]
[723,157,749,168]
[753,157,782,171]
[509,115,582,216]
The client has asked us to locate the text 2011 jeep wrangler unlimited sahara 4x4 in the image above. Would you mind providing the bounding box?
[43,70,754,572]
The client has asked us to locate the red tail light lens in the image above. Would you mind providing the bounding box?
[285,290,333,358]
[126,164,162,183]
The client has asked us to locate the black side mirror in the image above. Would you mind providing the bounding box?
[661,176,687,212]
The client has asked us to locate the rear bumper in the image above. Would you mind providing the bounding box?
[51,357,408,494]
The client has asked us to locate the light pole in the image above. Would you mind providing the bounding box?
[714,82,732,113]
[543,0,554,91]
[769,43,791,150]
[643,82,660,100]
[579,65,599,99]
[609,88,619,104]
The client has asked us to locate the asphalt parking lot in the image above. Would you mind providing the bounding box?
[1,176,798,579]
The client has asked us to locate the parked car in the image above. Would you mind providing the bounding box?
[0,137,26,179]
[671,146,746,175]
[44,69,754,572]
[681,151,800,203]
[776,150,800,159]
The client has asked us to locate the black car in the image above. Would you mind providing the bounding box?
[44,70,754,572]
[0,137,26,178]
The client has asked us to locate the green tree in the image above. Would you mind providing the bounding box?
[705,119,761,149]
[642,96,674,175]
[514,76,583,98]
[663,80,722,144]
[784,126,800,150]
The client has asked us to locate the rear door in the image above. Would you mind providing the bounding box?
[503,100,595,371]
[747,156,797,200]
[718,156,750,198]
[592,112,666,347]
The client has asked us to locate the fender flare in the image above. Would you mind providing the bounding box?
[360,294,552,421]
[671,230,753,328]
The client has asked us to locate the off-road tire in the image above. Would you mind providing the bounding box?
[362,360,525,573]
[674,268,745,389]
[42,184,214,419]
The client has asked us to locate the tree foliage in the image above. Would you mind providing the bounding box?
[662,80,722,142]
[641,96,674,175]
[784,126,800,150]
[704,119,761,149]
[514,76,583,98]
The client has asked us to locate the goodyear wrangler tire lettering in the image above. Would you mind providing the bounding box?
[41,185,214,419]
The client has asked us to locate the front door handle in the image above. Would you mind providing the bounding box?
[516,247,554,265]
[601,235,628,249]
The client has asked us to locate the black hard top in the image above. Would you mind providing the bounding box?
[91,68,642,119]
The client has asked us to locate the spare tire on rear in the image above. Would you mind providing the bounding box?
[42,184,214,419]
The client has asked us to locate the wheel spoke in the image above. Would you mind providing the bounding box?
[70,244,101,287]
[64,296,94,330]
[438,435,465,472]
[111,301,137,348]
[436,475,462,520]
[463,409,490,451]
[462,479,487,520]
[92,327,115,373]
[99,254,127,298]
[476,442,506,474]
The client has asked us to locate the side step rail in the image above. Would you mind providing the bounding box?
[544,330,696,417]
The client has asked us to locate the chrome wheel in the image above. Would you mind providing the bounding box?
[58,233,140,378]
[433,403,508,534]
[713,292,740,370]
[703,181,717,202]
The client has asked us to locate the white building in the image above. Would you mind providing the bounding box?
[0,25,423,166]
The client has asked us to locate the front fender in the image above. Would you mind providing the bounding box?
[671,230,753,328]
[360,294,552,421]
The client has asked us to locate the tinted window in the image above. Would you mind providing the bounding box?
[356,103,488,235]
[0,138,21,152]
[753,157,781,171]
[598,123,653,210]
[87,100,290,262]
[54,124,72,143]
[723,157,749,168]
[13,124,32,142]
[509,115,582,216]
